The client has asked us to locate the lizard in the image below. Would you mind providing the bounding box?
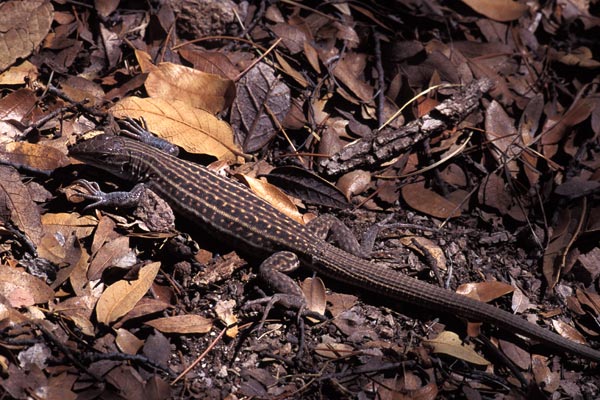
[67,133,600,363]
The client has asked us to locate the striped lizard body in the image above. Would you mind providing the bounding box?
[69,134,600,363]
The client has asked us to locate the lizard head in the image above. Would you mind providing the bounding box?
[68,134,150,182]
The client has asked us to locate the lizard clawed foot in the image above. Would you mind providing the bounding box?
[69,179,146,210]
[242,251,327,358]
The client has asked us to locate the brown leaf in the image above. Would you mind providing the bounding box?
[230,62,291,153]
[301,277,326,316]
[498,339,531,370]
[271,23,307,54]
[551,46,600,68]
[314,342,354,358]
[478,173,512,215]
[145,62,236,114]
[330,53,373,103]
[0,61,38,85]
[0,165,43,247]
[531,355,560,393]
[115,328,144,355]
[178,47,240,80]
[40,212,97,241]
[551,319,587,345]
[485,100,520,176]
[0,0,54,72]
[94,0,119,18]
[91,215,118,254]
[145,314,213,334]
[87,236,133,281]
[64,313,95,337]
[337,170,370,199]
[326,293,358,318]
[540,97,595,158]
[401,181,461,219]
[60,76,105,107]
[460,0,528,22]
[96,261,161,325]
[0,142,70,173]
[214,299,238,338]
[114,297,172,329]
[456,281,514,303]
[274,51,308,88]
[111,96,242,161]
[0,266,53,307]
[400,236,447,271]
[0,88,39,138]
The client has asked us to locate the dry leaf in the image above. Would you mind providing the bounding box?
[96,262,161,325]
[400,236,447,271]
[145,62,236,114]
[0,142,70,173]
[230,62,291,153]
[301,277,327,316]
[0,61,38,85]
[236,174,304,223]
[498,339,532,370]
[145,314,213,334]
[460,0,528,22]
[115,328,144,355]
[0,165,43,247]
[65,313,95,337]
[552,319,587,345]
[214,299,238,338]
[0,266,53,307]
[0,0,54,72]
[111,96,242,161]
[424,331,489,365]
[87,236,133,281]
[531,354,560,393]
[0,88,39,138]
[456,281,514,303]
[401,181,461,219]
[485,100,520,176]
[314,342,354,358]
[178,47,240,80]
[113,297,172,329]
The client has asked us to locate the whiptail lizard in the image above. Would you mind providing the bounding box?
[69,134,600,363]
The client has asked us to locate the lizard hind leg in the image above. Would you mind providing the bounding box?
[307,214,395,258]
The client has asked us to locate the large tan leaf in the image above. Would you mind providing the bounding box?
[96,261,161,325]
[111,96,242,161]
[145,62,236,114]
